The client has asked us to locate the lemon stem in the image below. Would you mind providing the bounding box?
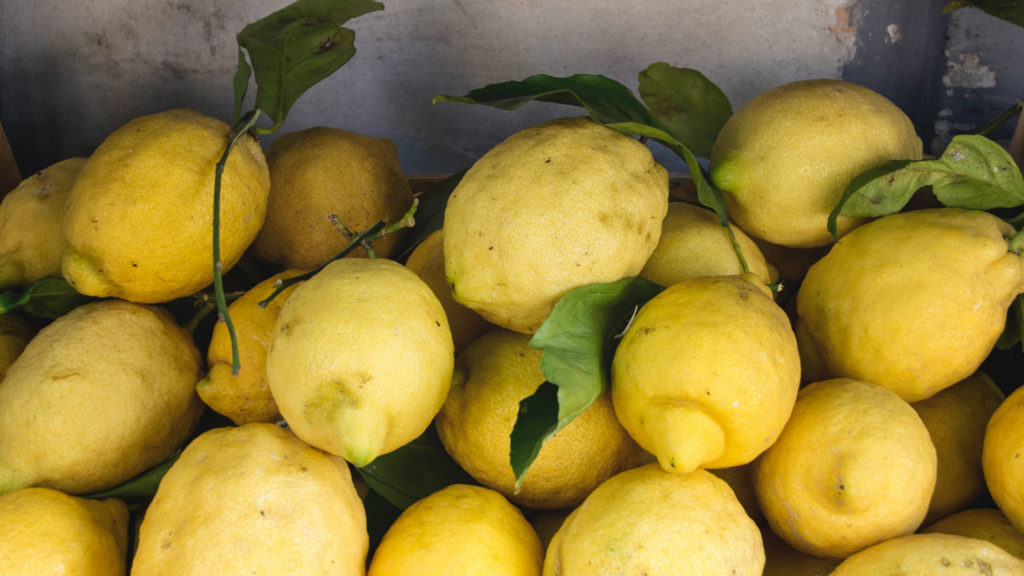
[214,109,262,376]
[257,199,419,309]
[1008,228,1024,254]
[724,223,751,274]
[979,100,1023,137]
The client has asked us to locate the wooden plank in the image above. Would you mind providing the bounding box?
[0,120,21,197]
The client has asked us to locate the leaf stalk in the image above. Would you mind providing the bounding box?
[214,109,262,376]
[979,100,1024,137]
[257,199,419,309]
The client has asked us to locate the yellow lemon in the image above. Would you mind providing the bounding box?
[444,117,668,334]
[436,328,643,509]
[252,127,413,269]
[62,109,269,303]
[710,463,765,526]
[0,158,86,289]
[830,533,1024,575]
[797,209,1024,402]
[752,378,937,559]
[922,508,1024,560]
[984,384,1024,533]
[750,236,829,282]
[0,300,203,495]
[912,372,1005,524]
[611,275,799,473]
[369,484,542,576]
[197,269,306,425]
[760,525,841,576]
[709,79,922,248]
[544,464,764,575]
[0,313,35,383]
[267,258,453,466]
[0,487,127,576]
[640,202,775,287]
[529,509,573,552]
[133,423,366,575]
[406,229,492,355]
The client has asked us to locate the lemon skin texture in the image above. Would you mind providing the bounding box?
[797,209,1024,402]
[444,117,668,334]
[0,158,86,289]
[984,384,1024,534]
[0,313,36,383]
[436,328,644,509]
[543,464,764,576]
[198,269,306,425]
[0,487,128,576]
[710,463,765,526]
[406,229,492,356]
[830,533,1024,575]
[252,126,413,268]
[752,379,937,559]
[912,372,1005,524]
[133,424,367,575]
[0,300,204,496]
[368,484,543,576]
[62,109,269,303]
[266,258,453,466]
[640,202,776,287]
[923,508,1024,560]
[760,525,841,576]
[612,275,800,474]
[709,79,922,248]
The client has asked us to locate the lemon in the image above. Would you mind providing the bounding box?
[797,209,1024,402]
[198,269,306,425]
[0,313,35,383]
[922,508,1024,560]
[252,127,413,269]
[368,484,542,576]
[406,229,492,355]
[709,79,922,248]
[436,328,643,509]
[752,378,937,559]
[544,464,764,575]
[0,158,86,290]
[640,202,775,287]
[750,236,828,282]
[266,258,453,466]
[830,533,1024,575]
[62,109,269,303]
[133,423,367,575]
[710,463,765,526]
[0,487,127,576]
[760,525,841,576]
[529,509,572,552]
[912,372,1005,524]
[984,384,1024,533]
[611,274,799,474]
[0,300,203,495]
[444,117,668,334]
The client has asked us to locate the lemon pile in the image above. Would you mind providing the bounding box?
[0,79,1021,576]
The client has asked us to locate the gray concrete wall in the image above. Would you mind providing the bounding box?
[0,0,1017,176]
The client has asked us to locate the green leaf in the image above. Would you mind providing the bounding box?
[393,170,467,261]
[237,0,384,132]
[232,47,253,126]
[509,277,665,489]
[996,294,1024,351]
[356,425,476,510]
[433,73,747,269]
[364,489,403,563]
[82,452,181,500]
[0,277,99,319]
[943,0,1024,28]
[828,135,1024,239]
[637,63,732,159]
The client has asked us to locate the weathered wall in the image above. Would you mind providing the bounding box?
[0,0,1016,176]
